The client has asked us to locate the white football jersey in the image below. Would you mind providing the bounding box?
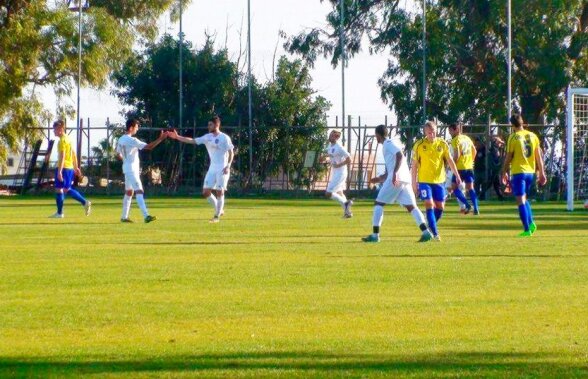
[194,132,234,169]
[382,138,411,184]
[325,142,350,172]
[116,134,147,174]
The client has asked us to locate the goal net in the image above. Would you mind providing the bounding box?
[566,87,588,210]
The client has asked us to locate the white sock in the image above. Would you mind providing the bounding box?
[216,196,225,216]
[411,207,427,228]
[136,194,149,218]
[373,205,384,234]
[207,194,217,209]
[122,195,132,219]
[331,193,346,206]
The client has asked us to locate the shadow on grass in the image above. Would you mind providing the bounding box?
[439,222,588,232]
[1,351,586,377]
[117,240,360,246]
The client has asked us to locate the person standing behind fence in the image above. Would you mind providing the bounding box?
[116,119,167,223]
[411,121,462,241]
[473,137,487,199]
[501,114,547,237]
[169,116,234,223]
[488,136,505,200]
[448,123,479,215]
[323,129,353,218]
[49,120,92,219]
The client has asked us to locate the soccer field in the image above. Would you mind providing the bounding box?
[1,196,587,378]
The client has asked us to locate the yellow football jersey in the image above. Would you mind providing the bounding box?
[412,137,451,184]
[506,130,540,175]
[451,134,475,170]
[58,134,75,169]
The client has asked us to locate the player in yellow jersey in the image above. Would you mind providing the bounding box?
[448,123,479,215]
[49,120,91,218]
[501,114,546,237]
[411,121,462,241]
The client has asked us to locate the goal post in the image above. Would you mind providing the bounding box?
[566,87,588,211]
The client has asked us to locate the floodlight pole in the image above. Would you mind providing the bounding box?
[340,0,347,150]
[179,0,183,130]
[76,0,82,161]
[247,0,253,181]
[507,0,512,121]
[422,0,427,123]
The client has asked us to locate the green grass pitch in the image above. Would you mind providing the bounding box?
[1,196,587,378]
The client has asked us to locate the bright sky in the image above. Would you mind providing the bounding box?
[54,0,403,129]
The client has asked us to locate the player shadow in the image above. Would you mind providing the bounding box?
[117,240,359,246]
[0,351,585,377]
[0,222,120,225]
[350,254,588,259]
[440,222,588,232]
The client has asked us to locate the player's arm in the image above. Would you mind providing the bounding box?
[71,149,82,177]
[334,156,351,169]
[168,129,195,145]
[445,155,462,186]
[452,142,460,162]
[501,152,514,185]
[223,148,234,174]
[535,145,547,186]
[143,130,168,150]
[57,147,65,182]
[391,151,403,186]
[411,158,419,194]
[115,142,123,161]
[370,169,388,184]
[471,144,477,162]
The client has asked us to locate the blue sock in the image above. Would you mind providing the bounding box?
[525,201,534,225]
[453,188,470,208]
[468,189,479,212]
[56,193,64,214]
[434,208,443,221]
[67,189,86,205]
[426,208,438,236]
[518,203,529,232]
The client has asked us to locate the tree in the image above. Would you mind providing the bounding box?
[111,35,330,189]
[0,0,188,173]
[286,0,588,126]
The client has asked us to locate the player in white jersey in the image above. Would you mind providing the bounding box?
[170,115,234,223]
[323,129,353,217]
[362,125,433,243]
[116,119,168,223]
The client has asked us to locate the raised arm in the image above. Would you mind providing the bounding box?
[168,129,196,145]
[143,130,168,150]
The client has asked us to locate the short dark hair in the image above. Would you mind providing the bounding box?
[126,118,139,130]
[448,123,459,130]
[510,114,524,128]
[375,124,388,138]
[210,115,221,125]
[52,120,65,129]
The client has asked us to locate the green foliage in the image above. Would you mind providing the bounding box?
[112,37,330,189]
[286,0,588,126]
[0,0,188,172]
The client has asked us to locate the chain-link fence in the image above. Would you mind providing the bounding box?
[9,118,567,200]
